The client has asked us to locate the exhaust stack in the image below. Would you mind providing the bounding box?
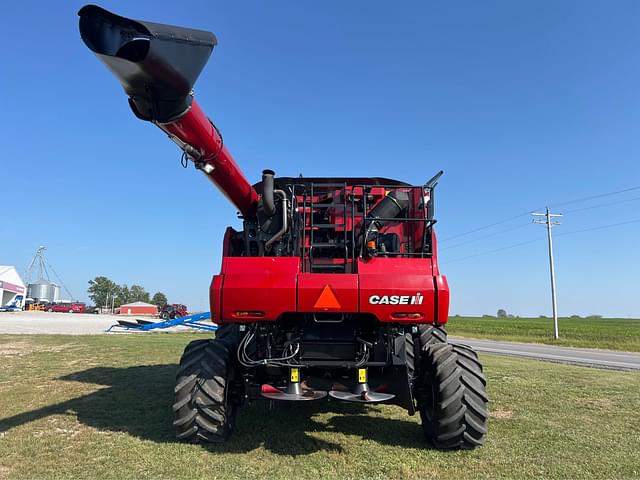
[78,5,260,218]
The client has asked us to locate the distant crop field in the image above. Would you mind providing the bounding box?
[446,316,640,352]
[1,334,639,479]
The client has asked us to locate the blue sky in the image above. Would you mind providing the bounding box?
[1,1,639,317]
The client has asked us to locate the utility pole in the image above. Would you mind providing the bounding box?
[532,208,562,339]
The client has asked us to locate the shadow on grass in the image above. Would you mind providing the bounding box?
[0,365,426,455]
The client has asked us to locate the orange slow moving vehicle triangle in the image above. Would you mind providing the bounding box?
[314,285,341,310]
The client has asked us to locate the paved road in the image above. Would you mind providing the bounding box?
[452,336,640,371]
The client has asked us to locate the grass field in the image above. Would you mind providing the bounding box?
[446,316,640,352]
[1,334,639,479]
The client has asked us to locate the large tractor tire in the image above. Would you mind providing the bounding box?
[173,338,236,443]
[214,323,242,347]
[417,324,447,348]
[417,342,488,449]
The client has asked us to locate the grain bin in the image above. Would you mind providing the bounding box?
[27,279,60,303]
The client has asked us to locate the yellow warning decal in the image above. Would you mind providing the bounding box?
[358,368,367,383]
[290,368,300,383]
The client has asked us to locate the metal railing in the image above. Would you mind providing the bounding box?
[288,181,438,272]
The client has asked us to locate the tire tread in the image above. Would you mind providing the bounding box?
[418,342,489,449]
[173,338,236,443]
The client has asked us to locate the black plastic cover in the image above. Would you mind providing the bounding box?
[78,5,217,122]
[368,190,410,229]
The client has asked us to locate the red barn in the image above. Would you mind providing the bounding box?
[118,301,158,316]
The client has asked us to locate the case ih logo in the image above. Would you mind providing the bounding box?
[368,293,424,305]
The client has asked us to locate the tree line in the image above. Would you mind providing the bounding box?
[87,276,168,308]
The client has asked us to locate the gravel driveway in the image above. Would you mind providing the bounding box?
[0,311,127,334]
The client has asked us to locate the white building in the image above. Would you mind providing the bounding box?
[0,266,26,307]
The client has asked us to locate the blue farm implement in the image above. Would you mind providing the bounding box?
[107,312,217,333]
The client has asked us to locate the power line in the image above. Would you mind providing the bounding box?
[441,238,544,264]
[549,185,640,209]
[442,217,640,265]
[561,195,640,214]
[440,184,640,243]
[440,212,533,243]
[555,218,640,237]
[440,222,530,251]
[441,201,640,256]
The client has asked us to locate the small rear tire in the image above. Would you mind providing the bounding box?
[417,343,488,449]
[173,338,237,443]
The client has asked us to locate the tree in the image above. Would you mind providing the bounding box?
[151,292,168,308]
[129,285,150,303]
[115,284,130,307]
[87,276,120,308]
[497,309,507,318]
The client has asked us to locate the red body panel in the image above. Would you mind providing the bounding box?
[297,274,359,313]
[435,275,450,324]
[210,275,224,323]
[211,254,450,325]
[358,258,437,323]
[218,257,299,321]
[158,101,260,218]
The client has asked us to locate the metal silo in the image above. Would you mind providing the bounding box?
[24,246,74,303]
[27,279,58,303]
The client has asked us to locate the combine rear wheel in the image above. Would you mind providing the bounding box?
[417,343,488,449]
[173,338,236,443]
[417,324,447,348]
[214,323,241,346]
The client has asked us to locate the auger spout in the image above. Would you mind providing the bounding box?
[78,5,259,218]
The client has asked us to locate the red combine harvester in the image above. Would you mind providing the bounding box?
[78,5,488,449]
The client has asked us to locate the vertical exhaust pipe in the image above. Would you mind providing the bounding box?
[261,169,276,217]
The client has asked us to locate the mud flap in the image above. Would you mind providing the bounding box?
[389,333,416,414]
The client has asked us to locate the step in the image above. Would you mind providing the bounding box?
[308,223,346,228]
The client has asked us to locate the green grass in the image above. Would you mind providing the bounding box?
[446,316,640,352]
[1,334,639,479]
